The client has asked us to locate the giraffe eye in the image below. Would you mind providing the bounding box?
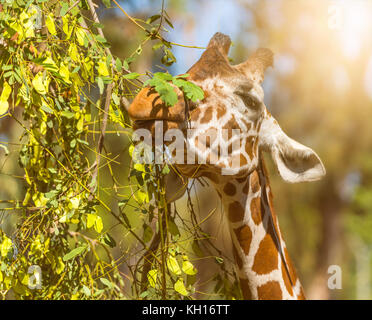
[235,91,261,109]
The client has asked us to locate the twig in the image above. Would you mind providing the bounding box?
[66,0,81,15]
[89,82,113,196]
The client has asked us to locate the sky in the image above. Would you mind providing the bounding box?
[117,0,372,101]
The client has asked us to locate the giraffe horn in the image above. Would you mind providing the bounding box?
[207,32,232,57]
[238,48,274,83]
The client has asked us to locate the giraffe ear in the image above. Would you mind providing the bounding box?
[236,48,274,83]
[260,117,326,183]
[207,32,232,57]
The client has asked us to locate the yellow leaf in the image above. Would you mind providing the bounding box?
[59,63,71,84]
[94,215,103,233]
[71,292,80,300]
[70,197,80,209]
[174,278,188,296]
[32,72,48,95]
[87,214,96,229]
[40,119,47,135]
[0,236,12,257]
[20,11,35,39]
[75,27,86,46]
[128,144,135,157]
[147,269,157,288]
[167,256,181,275]
[68,44,79,62]
[62,16,73,39]
[46,14,56,35]
[97,59,109,77]
[134,163,145,172]
[43,56,59,72]
[0,81,12,114]
[32,192,48,207]
[56,256,65,274]
[77,116,84,131]
[20,272,29,286]
[135,189,149,204]
[182,260,198,275]
[0,101,9,115]
[0,270,3,283]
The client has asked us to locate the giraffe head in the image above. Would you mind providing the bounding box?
[129,32,325,182]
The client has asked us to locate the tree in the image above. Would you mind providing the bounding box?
[0,0,236,300]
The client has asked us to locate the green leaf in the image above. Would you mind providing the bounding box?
[100,278,114,289]
[123,72,140,80]
[82,285,91,296]
[146,14,161,24]
[41,103,53,114]
[63,246,86,261]
[152,72,173,81]
[100,233,116,248]
[60,2,69,16]
[115,58,122,72]
[156,82,178,106]
[95,35,106,43]
[168,219,180,236]
[143,224,153,243]
[61,111,75,119]
[97,77,104,95]
[102,0,111,8]
[172,78,204,102]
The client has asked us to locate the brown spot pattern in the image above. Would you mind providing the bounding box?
[200,107,213,123]
[250,171,260,193]
[233,225,252,255]
[245,136,255,159]
[297,287,306,300]
[242,181,249,194]
[223,182,236,196]
[239,278,253,300]
[257,281,282,300]
[228,201,245,222]
[250,197,262,225]
[252,221,278,274]
[216,106,226,118]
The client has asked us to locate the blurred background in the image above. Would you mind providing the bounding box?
[1,0,372,299]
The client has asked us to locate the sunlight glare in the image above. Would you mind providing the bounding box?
[336,1,372,59]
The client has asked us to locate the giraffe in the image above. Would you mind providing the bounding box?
[128,32,326,300]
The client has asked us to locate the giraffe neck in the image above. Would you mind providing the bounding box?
[216,160,305,300]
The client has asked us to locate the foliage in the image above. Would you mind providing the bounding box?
[0,0,234,300]
[143,72,204,106]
